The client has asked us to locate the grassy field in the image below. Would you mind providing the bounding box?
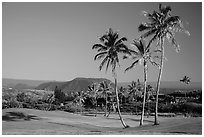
[2,108,202,135]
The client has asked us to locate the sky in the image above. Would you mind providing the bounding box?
[2,2,202,82]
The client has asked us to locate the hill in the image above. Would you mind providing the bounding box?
[2,78,50,89]
[36,77,111,94]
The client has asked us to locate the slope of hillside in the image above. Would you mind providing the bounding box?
[36,77,111,94]
[2,78,51,89]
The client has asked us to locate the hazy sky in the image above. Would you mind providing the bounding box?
[2,2,202,82]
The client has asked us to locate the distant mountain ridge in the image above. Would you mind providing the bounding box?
[2,78,51,89]
[2,78,202,94]
[36,77,111,94]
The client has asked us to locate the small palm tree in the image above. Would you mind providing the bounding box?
[92,28,130,128]
[73,90,87,114]
[87,83,99,116]
[138,4,189,125]
[180,76,191,84]
[124,38,159,126]
[127,80,142,115]
[118,86,125,104]
[98,80,113,117]
[146,84,154,117]
[47,93,55,111]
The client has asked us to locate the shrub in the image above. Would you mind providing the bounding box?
[54,86,65,103]
[35,103,58,111]
[63,103,85,113]
[17,92,26,102]
[2,99,22,109]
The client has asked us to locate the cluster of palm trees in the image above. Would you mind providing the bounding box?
[92,4,189,128]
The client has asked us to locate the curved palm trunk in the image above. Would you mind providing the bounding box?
[154,37,164,125]
[140,61,147,126]
[114,73,129,128]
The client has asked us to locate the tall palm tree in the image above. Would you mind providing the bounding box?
[98,80,113,117]
[138,4,189,125]
[124,38,159,126]
[87,83,99,116]
[92,28,130,128]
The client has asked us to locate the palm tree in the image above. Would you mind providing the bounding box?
[138,4,189,125]
[98,80,113,117]
[124,38,159,126]
[73,90,87,114]
[87,83,99,116]
[118,86,129,104]
[180,75,191,84]
[127,80,142,115]
[146,84,154,117]
[46,93,55,111]
[92,28,130,128]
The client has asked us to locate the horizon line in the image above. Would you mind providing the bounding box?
[2,77,202,83]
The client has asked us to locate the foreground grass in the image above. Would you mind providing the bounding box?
[2,108,202,135]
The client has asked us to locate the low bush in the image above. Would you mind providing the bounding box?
[2,99,22,109]
[63,103,85,113]
[158,102,202,116]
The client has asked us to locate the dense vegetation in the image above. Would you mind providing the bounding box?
[3,81,202,117]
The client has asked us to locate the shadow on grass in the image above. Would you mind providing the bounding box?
[126,118,154,123]
[2,111,42,122]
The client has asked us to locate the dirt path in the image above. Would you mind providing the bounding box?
[2,108,202,135]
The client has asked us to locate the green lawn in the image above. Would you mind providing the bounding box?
[2,108,202,135]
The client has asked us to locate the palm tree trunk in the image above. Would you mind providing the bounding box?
[95,97,97,117]
[140,61,147,126]
[154,37,164,125]
[80,99,82,114]
[114,72,129,128]
[135,99,137,115]
[105,92,107,116]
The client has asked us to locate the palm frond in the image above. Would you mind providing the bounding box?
[159,4,171,16]
[116,55,120,67]
[132,39,145,55]
[125,60,139,72]
[171,37,180,53]
[123,54,130,60]
[115,37,127,46]
[105,58,110,72]
[146,30,159,50]
[94,52,107,60]
[100,34,109,43]
[111,59,117,73]
[166,31,180,53]
[140,29,157,39]
[165,16,181,25]
[99,56,109,71]
[138,23,153,32]
[92,44,107,50]
[142,11,158,23]
[150,58,160,68]
[116,43,129,51]
[128,48,140,56]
